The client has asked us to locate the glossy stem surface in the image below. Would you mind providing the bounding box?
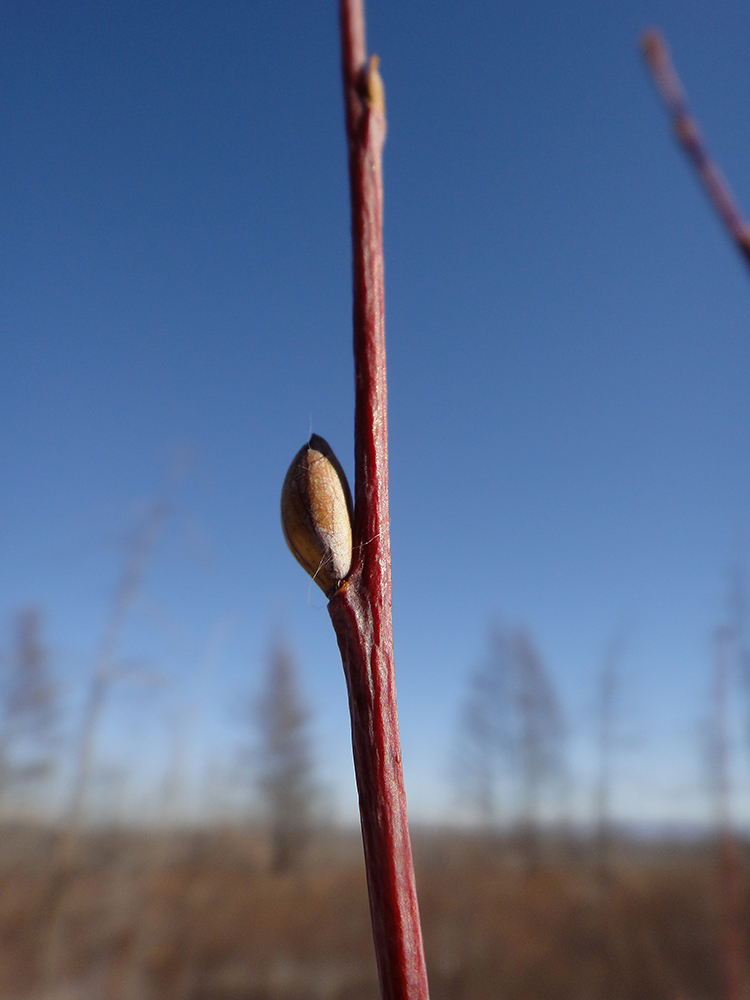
[328,3,429,999]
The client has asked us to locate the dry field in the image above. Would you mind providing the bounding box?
[0,824,745,1000]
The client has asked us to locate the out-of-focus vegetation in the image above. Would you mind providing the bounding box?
[0,823,746,1000]
[1,552,748,998]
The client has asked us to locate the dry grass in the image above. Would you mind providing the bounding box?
[0,824,745,1000]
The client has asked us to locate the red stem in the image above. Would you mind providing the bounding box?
[328,3,429,999]
[641,29,750,273]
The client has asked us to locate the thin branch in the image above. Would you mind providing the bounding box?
[43,457,187,991]
[327,2,429,999]
[641,28,750,273]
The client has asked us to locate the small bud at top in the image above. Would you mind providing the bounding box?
[366,55,385,116]
[280,434,354,599]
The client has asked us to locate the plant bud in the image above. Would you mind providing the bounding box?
[280,434,353,598]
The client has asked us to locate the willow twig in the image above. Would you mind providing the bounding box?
[641,28,750,272]
[327,2,429,999]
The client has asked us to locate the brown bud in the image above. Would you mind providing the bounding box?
[280,434,353,598]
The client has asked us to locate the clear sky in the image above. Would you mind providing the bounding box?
[2,0,750,828]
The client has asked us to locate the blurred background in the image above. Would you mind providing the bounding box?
[2,0,750,997]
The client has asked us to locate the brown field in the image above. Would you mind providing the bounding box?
[0,824,745,1000]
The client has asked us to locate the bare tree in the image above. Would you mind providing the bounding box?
[66,495,170,833]
[454,625,515,829]
[710,623,746,1000]
[727,561,750,761]
[43,460,186,993]
[512,628,565,869]
[0,607,58,813]
[253,639,315,874]
[456,623,565,868]
[593,639,622,885]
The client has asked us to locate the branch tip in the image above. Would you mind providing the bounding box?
[640,28,665,69]
[641,25,750,277]
[366,54,385,116]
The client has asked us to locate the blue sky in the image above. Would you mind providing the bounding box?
[2,0,750,827]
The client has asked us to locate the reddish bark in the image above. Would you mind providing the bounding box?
[642,29,750,272]
[327,3,429,999]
